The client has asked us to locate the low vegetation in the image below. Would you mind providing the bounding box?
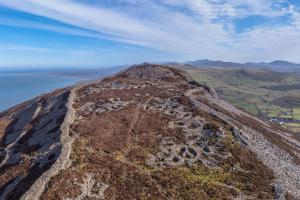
[186,67,300,134]
[1,64,300,199]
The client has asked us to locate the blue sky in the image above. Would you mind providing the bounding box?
[0,0,300,68]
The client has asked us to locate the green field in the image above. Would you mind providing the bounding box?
[294,108,300,119]
[185,67,300,134]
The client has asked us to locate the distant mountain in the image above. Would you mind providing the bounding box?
[186,59,245,68]
[246,60,298,67]
[185,59,300,72]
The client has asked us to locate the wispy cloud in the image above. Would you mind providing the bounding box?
[0,0,300,62]
[0,44,51,52]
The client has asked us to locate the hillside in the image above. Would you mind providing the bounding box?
[0,64,300,200]
[184,67,300,134]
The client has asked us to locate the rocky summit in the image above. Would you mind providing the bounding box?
[0,64,300,200]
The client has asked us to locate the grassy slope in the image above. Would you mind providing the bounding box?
[185,67,300,134]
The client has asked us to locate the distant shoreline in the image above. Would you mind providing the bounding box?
[0,67,124,112]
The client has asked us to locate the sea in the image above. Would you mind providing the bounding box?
[0,67,124,112]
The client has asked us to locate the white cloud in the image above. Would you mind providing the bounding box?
[289,4,300,28]
[0,0,300,62]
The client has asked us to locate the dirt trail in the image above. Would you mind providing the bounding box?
[20,86,79,200]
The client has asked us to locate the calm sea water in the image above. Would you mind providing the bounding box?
[0,66,125,112]
[0,72,84,112]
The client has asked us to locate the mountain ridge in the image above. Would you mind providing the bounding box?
[0,63,300,199]
[183,59,300,72]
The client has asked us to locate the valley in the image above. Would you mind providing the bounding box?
[182,67,300,134]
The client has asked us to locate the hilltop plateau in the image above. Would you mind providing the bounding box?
[0,64,300,200]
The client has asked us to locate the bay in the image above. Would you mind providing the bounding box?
[0,72,84,112]
[0,66,125,112]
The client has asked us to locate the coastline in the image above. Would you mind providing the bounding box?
[0,66,125,112]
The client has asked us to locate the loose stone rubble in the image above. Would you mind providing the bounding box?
[79,98,134,116]
[66,174,108,200]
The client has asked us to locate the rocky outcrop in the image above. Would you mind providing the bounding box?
[20,86,77,200]
[0,89,70,200]
[0,64,299,200]
[119,63,191,81]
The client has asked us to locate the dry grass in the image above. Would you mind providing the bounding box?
[42,72,277,199]
[0,119,10,140]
